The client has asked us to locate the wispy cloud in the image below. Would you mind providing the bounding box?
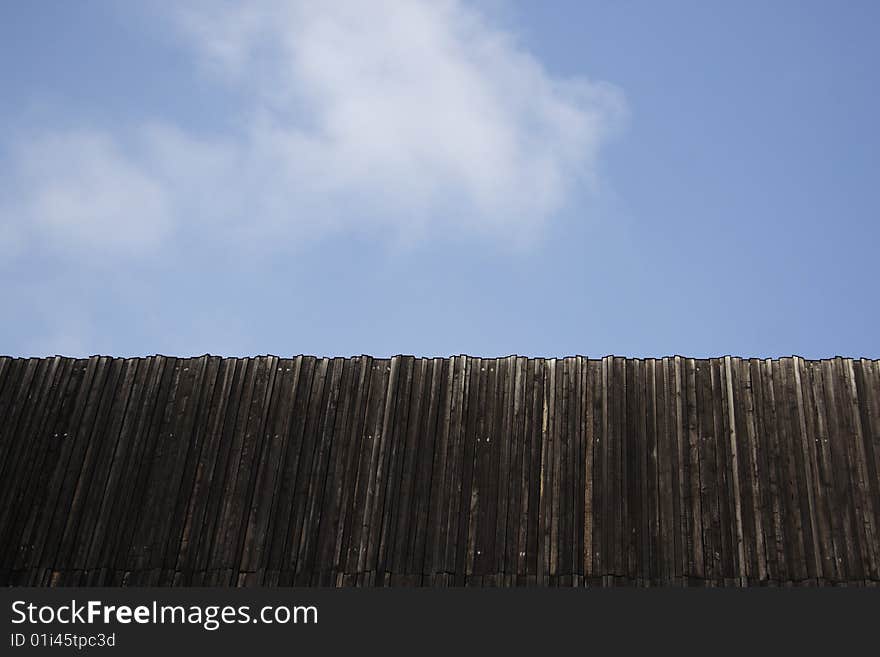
[1,0,626,259]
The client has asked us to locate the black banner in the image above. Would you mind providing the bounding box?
[0,587,874,654]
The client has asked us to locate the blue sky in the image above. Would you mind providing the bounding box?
[1,0,877,359]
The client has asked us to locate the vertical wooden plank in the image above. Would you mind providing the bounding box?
[696,359,720,583]
[170,356,225,583]
[583,357,596,581]
[656,357,674,584]
[823,358,859,581]
[0,358,24,436]
[603,356,619,581]
[521,358,544,585]
[439,355,469,584]
[481,356,505,582]
[537,358,554,585]
[644,358,660,583]
[407,358,441,581]
[826,358,864,581]
[281,356,330,581]
[126,357,187,583]
[793,356,825,580]
[714,358,735,582]
[775,358,808,583]
[0,358,42,485]
[296,357,345,585]
[0,357,55,501]
[504,356,526,582]
[23,358,93,584]
[311,357,357,585]
[549,357,563,583]
[265,356,316,584]
[11,359,86,582]
[624,357,639,581]
[799,358,835,581]
[841,358,879,578]
[685,357,704,580]
[45,356,114,583]
[744,358,778,583]
[334,356,372,585]
[227,354,280,584]
[140,357,199,585]
[762,358,790,582]
[206,357,260,583]
[361,356,400,584]
[196,358,255,585]
[526,359,544,584]
[730,357,757,582]
[630,359,646,584]
[780,357,815,582]
[855,358,880,580]
[423,356,454,584]
[0,358,66,577]
[573,356,586,584]
[151,357,216,584]
[463,357,485,582]
[0,358,52,567]
[104,357,170,584]
[183,357,246,584]
[237,357,299,582]
[723,356,747,584]
[387,358,425,583]
[375,356,414,584]
[157,356,220,585]
[670,356,687,582]
[495,355,516,582]
[76,358,144,582]
[809,360,843,581]
[587,358,603,583]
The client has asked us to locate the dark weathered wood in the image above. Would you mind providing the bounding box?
[238,357,296,583]
[730,357,756,582]
[538,358,554,584]
[524,359,543,583]
[696,359,719,581]
[808,359,841,581]
[656,358,674,582]
[169,356,223,583]
[0,357,66,578]
[12,359,83,583]
[312,357,357,585]
[793,356,822,580]
[461,357,484,581]
[856,359,880,578]
[181,357,241,584]
[497,355,516,581]
[376,356,412,584]
[506,356,527,581]
[229,355,279,585]
[79,358,143,583]
[824,358,861,581]
[46,356,113,585]
[335,356,372,585]
[685,358,704,580]
[1,354,879,586]
[423,356,454,584]
[268,356,317,584]
[409,358,441,581]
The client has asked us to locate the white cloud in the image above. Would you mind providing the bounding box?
[1,0,626,256]
[11,132,173,254]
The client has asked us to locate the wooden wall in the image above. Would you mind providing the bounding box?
[0,355,878,586]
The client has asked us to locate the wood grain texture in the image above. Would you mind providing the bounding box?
[0,354,878,587]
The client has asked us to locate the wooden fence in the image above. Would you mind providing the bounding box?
[0,354,878,586]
